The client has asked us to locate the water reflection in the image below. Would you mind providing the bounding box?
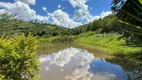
[106,54,142,80]
[39,47,127,80]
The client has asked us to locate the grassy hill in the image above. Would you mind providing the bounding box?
[0,15,72,37]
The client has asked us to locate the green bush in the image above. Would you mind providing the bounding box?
[51,36,75,43]
[0,34,39,80]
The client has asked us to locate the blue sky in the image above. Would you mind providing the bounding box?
[0,0,112,28]
[31,0,111,16]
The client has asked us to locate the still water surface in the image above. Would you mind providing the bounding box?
[38,43,128,80]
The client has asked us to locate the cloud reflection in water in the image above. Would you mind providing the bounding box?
[39,47,127,80]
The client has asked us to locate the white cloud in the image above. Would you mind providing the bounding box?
[15,0,36,5]
[36,15,48,23]
[69,0,88,9]
[100,11,112,18]
[58,5,61,9]
[42,7,47,11]
[73,8,94,22]
[0,1,36,21]
[69,0,94,23]
[48,9,82,28]
[0,0,112,28]
[91,11,112,22]
[0,1,47,22]
[0,9,9,14]
[68,0,112,23]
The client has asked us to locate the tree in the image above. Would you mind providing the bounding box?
[111,0,142,36]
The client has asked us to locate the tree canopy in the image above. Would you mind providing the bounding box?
[111,0,142,35]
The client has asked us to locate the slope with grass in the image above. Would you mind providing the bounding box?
[75,32,142,55]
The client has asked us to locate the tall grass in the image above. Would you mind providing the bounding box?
[76,32,142,55]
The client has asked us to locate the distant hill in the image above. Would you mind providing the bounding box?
[0,14,72,37]
[0,14,124,37]
[71,14,124,35]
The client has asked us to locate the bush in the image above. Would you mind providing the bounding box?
[51,36,75,43]
[0,34,39,80]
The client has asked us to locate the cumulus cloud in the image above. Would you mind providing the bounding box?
[0,1,47,22]
[0,9,9,14]
[58,5,61,9]
[73,8,94,22]
[68,0,112,23]
[92,11,112,21]
[35,15,48,23]
[69,0,94,23]
[15,0,36,5]
[0,1,36,21]
[69,0,88,9]
[100,11,112,18]
[48,9,82,28]
[0,0,112,28]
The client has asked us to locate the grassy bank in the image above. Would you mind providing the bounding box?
[39,35,76,43]
[76,32,142,55]
[39,31,142,55]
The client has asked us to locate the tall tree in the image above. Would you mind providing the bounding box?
[111,0,142,35]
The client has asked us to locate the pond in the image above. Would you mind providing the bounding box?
[37,42,128,80]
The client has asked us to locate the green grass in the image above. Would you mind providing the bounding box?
[39,36,59,42]
[38,31,142,55]
[75,32,142,55]
[39,36,76,43]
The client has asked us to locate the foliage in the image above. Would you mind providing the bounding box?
[111,0,142,39]
[76,32,142,55]
[111,0,142,79]
[51,36,76,43]
[0,14,72,37]
[0,14,125,38]
[106,52,142,80]
[71,14,124,35]
[0,34,39,80]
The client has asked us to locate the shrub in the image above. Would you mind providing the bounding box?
[0,34,39,80]
[51,36,75,43]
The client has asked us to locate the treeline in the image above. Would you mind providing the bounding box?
[0,14,72,37]
[71,14,142,42]
[71,15,124,35]
[0,14,124,37]
[0,14,141,42]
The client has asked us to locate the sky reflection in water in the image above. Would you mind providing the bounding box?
[39,47,127,80]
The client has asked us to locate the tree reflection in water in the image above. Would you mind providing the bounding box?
[106,52,142,80]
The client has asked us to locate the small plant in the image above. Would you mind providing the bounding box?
[0,34,39,80]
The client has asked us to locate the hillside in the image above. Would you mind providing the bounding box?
[0,14,71,37]
[71,14,124,35]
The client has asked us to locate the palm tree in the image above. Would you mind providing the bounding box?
[111,0,142,35]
